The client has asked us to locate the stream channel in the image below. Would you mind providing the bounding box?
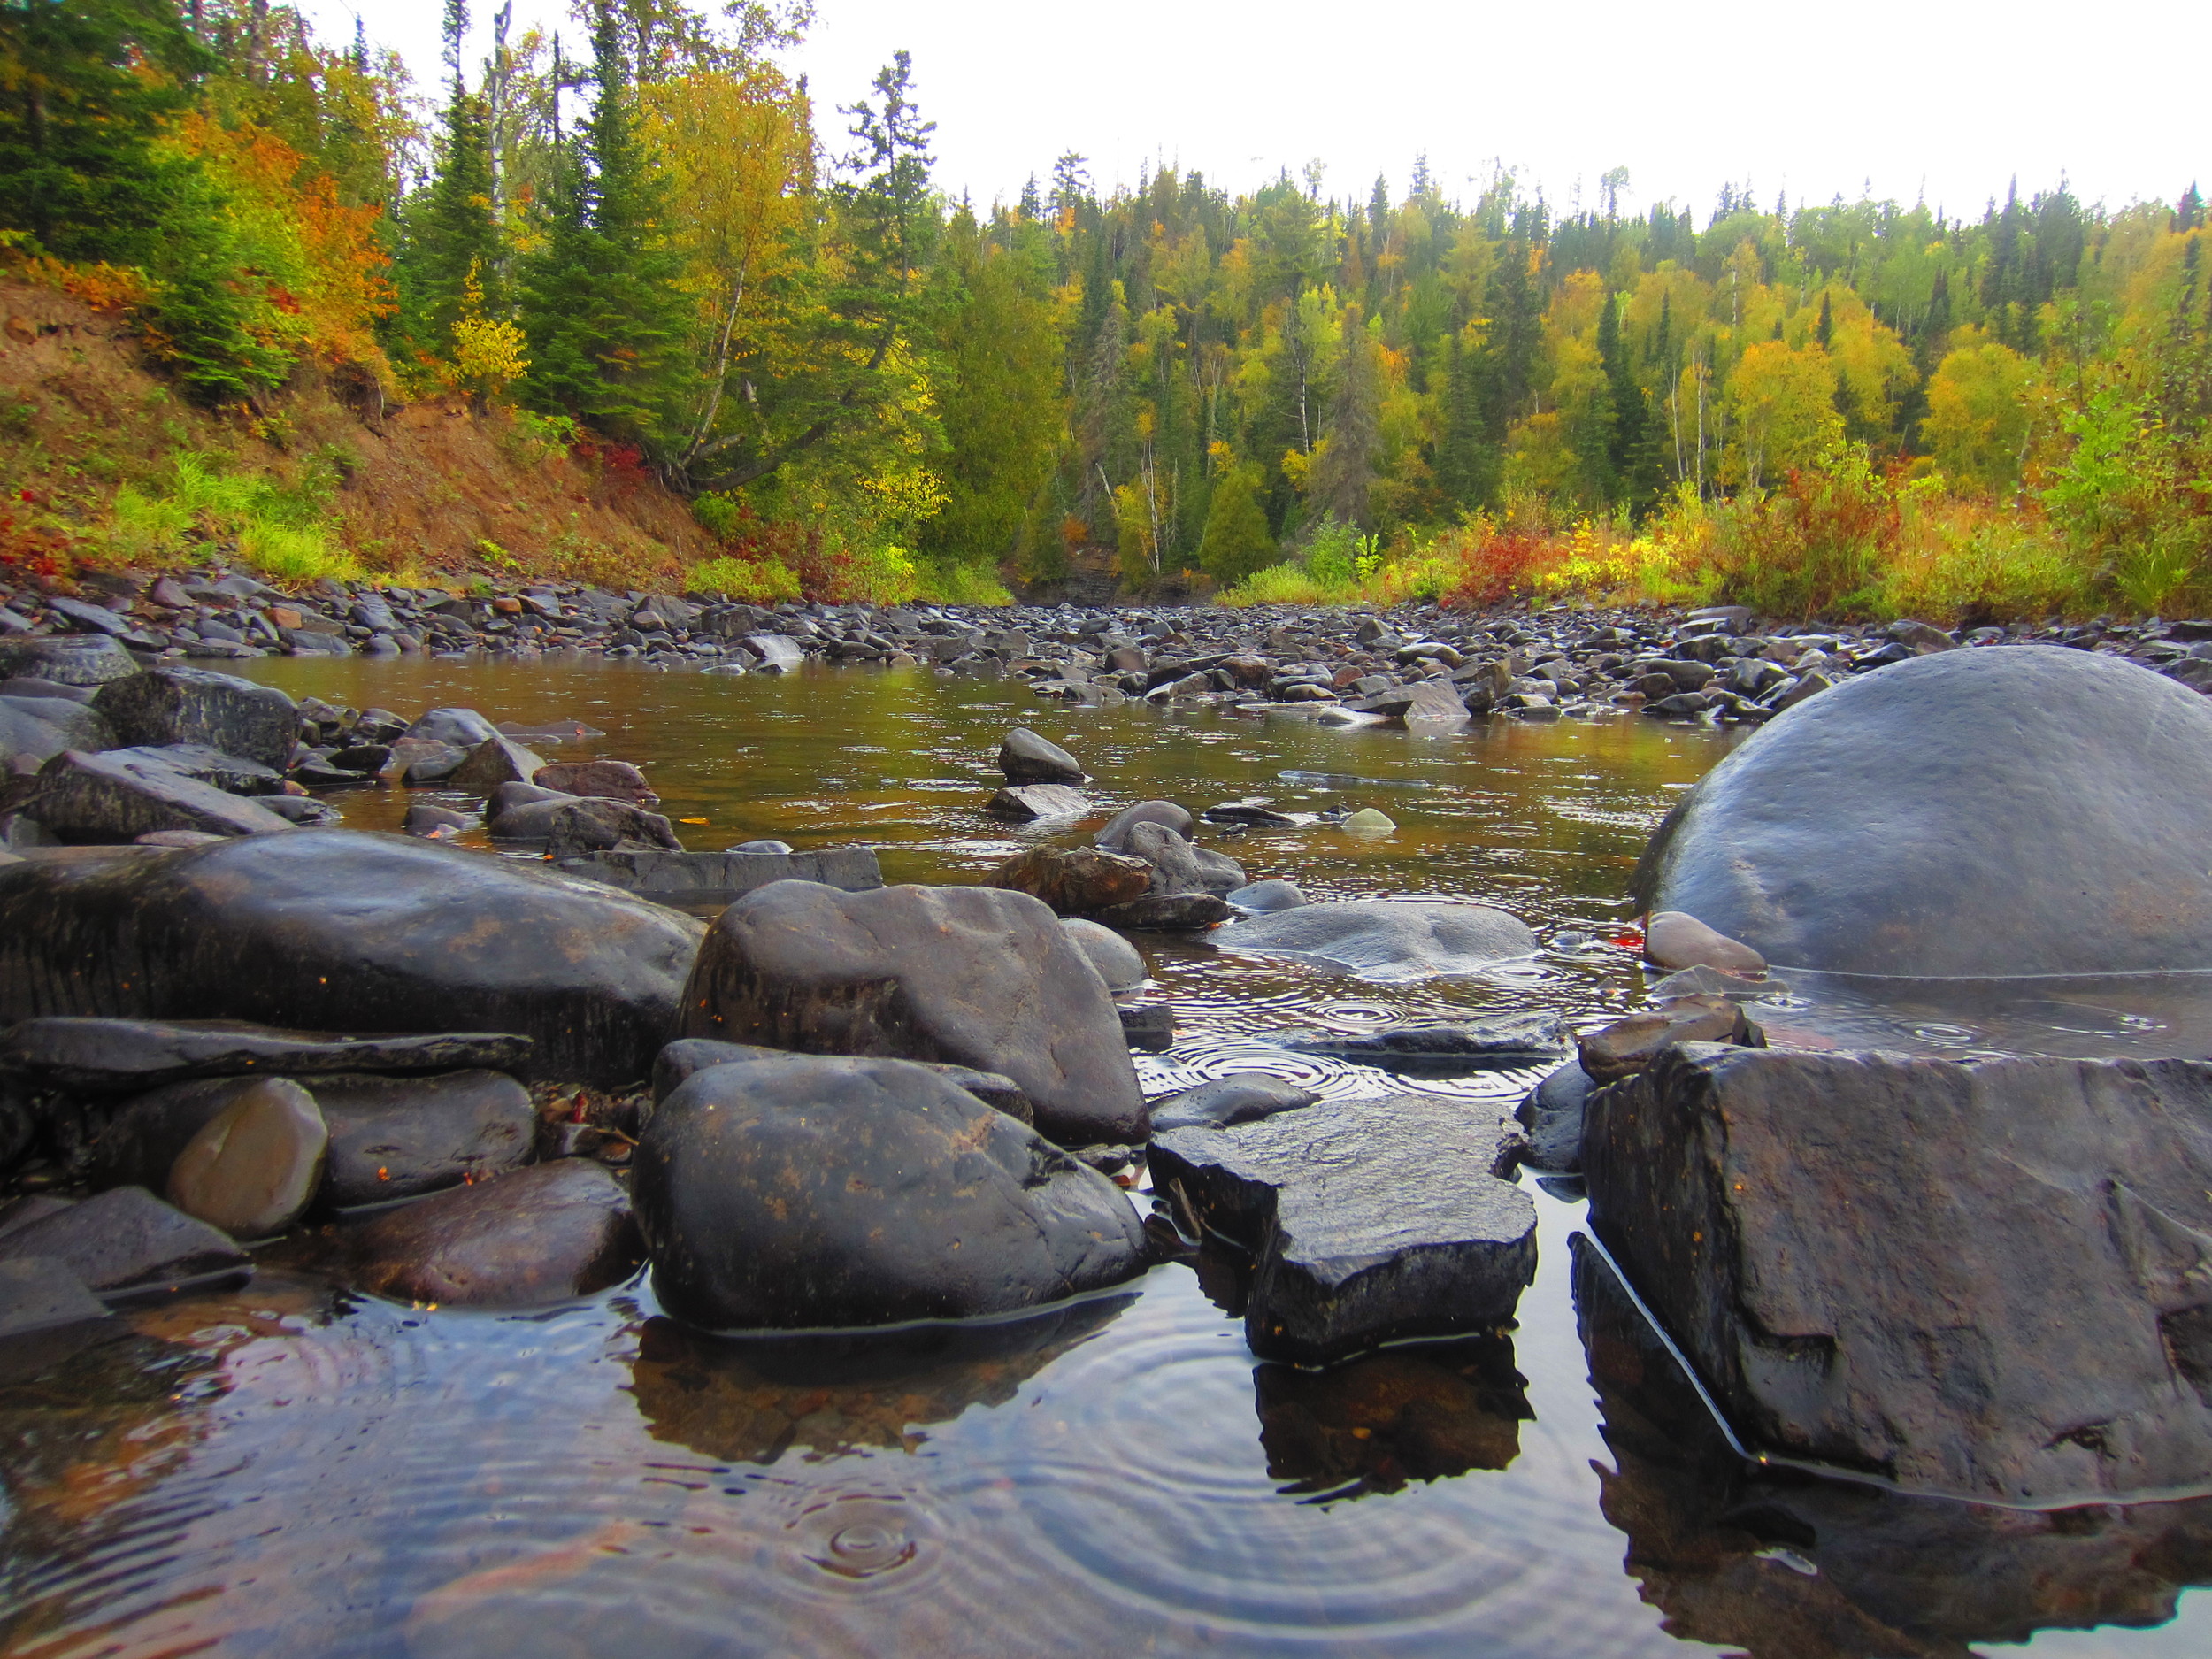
[4,654,2210,1656]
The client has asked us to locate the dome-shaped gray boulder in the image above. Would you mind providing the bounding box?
[1213,900,1537,981]
[1632,646,2212,975]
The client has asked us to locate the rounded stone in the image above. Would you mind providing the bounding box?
[997,726,1084,784]
[1094,799,1194,852]
[1632,646,2212,974]
[1061,917,1148,991]
[1339,807,1398,837]
[1215,900,1537,981]
[1644,910,1765,974]
[165,1078,327,1238]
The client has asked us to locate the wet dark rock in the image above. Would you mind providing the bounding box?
[91,667,296,769]
[1575,1232,2212,1659]
[1585,1044,2212,1502]
[1150,1093,1535,1363]
[533,759,657,804]
[1289,1010,1569,1069]
[387,736,466,782]
[997,726,1085,784]
[634,1054,1147,1330]
[313,1070,536,1206]
[0,830,701,1085]
[1061,917,1146,990]
[7,749,298,841]
[488,794,682,853]
[0,634,142,687]
[1118,1004,1175,1051]
[1578,999,1763,1084]
[0,692,112,765]
[984,782,1090,820]
[165,1077,326,1236]
[1088,892,1233,931]
[1647,964,1786,1002]
[1644,910,1766,974]
[403,707,500,749]
[0,1255,110,1340]
[678,879,1147,1144]
[403,802,473,839]
[1,1016,534,1093]
[1148,1074,1317,1133]
[985,843,1153,916]
[1517,1061,1594,1173]
[251,793,341,825]
[1256,1332,1530,1499]
[1634,644,2212,974]
[553,844,882,907]
[1202,800,1298,827]
[447,734,549,793]
[1094,799,1194,851]
[649,1035,1034,1125]
[1215,899,1537,980]
[335,1159,641,1307]
[0,1184,247,1294]
[1225,878,1308,912]
[1124,820,1246,895]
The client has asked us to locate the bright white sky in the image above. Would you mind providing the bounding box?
[301,0,2201,221]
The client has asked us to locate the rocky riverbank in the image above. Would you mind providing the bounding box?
[10,565,2212,735]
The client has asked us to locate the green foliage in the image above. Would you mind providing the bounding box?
[108,449,359,582]
[913,559,1014,606]
[687,551,802,602]
[1197,464,1279,583]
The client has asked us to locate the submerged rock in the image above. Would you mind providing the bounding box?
[985,782,1090,820]
[0,1017,534,1093]
[634,1054,1147,1330]
[336,1159,641,1307]
[1289,1010,1568,1068]
[1150,1094,1535,1363]
[1633,645,2212,974]
[165,1078,326,1237]
[1088,892,1233,931]
[1225,878,1308,912]
[1584,1044,2212,1502]
[0,830,702,1085]
[679,879,1147,1143]
[1214,899,1537,981]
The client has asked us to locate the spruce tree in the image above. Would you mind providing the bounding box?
[517,4,691,453]
[1197,465,1279,583]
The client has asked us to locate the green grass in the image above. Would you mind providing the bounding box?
[105,450,361,583]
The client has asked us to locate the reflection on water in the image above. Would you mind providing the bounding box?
[0,656,2208,1652]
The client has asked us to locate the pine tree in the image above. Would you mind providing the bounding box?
[1198,464,1278,583]
[517,4,691,453]
[1308,309,1382,527]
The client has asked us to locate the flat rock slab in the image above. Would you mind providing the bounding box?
[0,1255,111,1340]
[1214,900,1538,981]
[99,742,283,795]
[556,845,883,906]
[985,783,1090,820]
[1,1017,534,1092]
[1149,1074,1317,1133]
[12,749,298,841]
[677,879,1147,1144]
[1289,1011,1568,1069]
[0,1184,247,1294]
[634,1054,1147,1330]
[0,829,703,1086]
[1149,1093,1536,1363]
[1632,645,2212,974]
[335,1159,641,1307]
[1584,1044,2212,1502]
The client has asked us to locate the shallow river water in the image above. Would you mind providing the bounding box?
[4,654,2209,1656]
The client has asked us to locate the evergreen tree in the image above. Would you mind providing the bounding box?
[1197,463,1278,582]
[518,4,691,453]
[396,38,501,363]
[1308,309,1382,527]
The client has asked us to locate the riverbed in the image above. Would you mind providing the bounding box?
[3,655,2208,1656]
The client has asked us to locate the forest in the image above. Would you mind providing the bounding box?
[3,0,2210,618]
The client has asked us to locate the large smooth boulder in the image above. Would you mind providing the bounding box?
[1632,645,2212,974]
[1150,1093,1535,1363]
[334,1159,641,1307]
[1584,1043,2212,1502]
[1214,899,1537,981]
[0,830,703,1085]
[90,667,296,770]
[634,1054,1147,1330]
[1,1016,533,1093]
[7,749,298,841]
[677,879,1148,1143]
